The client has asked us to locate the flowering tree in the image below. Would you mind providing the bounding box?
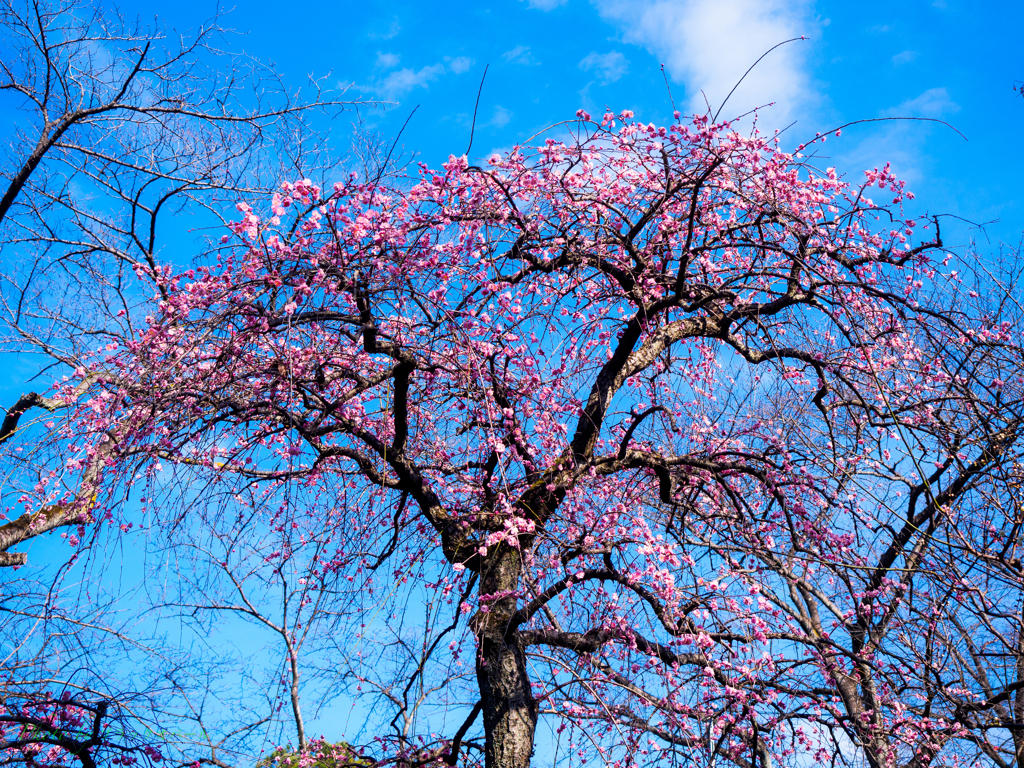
[0,692,167,768]
[3,109,1024,768]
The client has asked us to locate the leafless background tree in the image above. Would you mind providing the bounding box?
[0,0,384,764]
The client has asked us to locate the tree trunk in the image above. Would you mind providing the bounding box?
[1014,604,1024,767]
[475,547,538,768]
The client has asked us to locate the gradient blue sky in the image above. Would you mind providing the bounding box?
[128,0,1024,252]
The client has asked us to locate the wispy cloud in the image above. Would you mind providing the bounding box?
[892,50,917,65]
[523,0,567,9]
[884,87,959,118]
[490,106,513,128]
[446,56,473,74]
[370,64,446,100]
[366,56,475,100]
[834,88,962,188]
[502,45,535,65]
[369,18,401,40]
[579,51,630,84]
[593,0,817,125]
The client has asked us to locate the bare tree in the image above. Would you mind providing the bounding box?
[0,0,369,562]
[0,1,375,764]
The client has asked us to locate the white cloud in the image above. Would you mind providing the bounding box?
[369,19,401,40]
[884,87,959,118]
[524,0,567,9]
[502,45,535,65]
[593,0,817,126]
[834,124,926,190]
[833,89,962,189]
[366,57,475,101]
[490,105,513,128]
[579,51,630,84]
[446,56,474,74]
[372,64,446,100]
[892,50,917,65]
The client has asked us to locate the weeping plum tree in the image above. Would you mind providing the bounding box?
[3,108,1024,768]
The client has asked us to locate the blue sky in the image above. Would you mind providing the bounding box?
[127,0,1024,252]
